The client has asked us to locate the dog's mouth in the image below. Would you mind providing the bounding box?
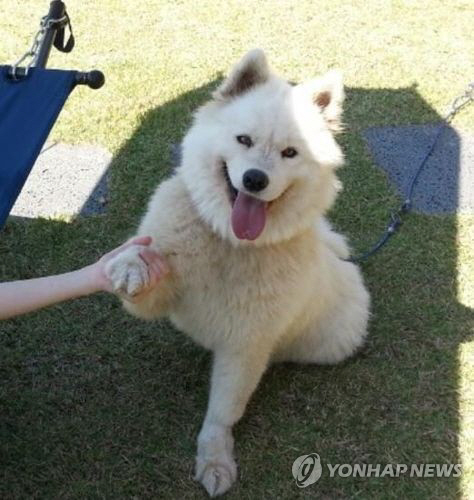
[222,161,268,241]
[222,161,238,204]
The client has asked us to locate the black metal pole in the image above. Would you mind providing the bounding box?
[35,0,66,68]
[12,67,105,89]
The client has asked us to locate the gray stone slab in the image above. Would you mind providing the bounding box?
[11,142,111,219]
[364,124,474,215]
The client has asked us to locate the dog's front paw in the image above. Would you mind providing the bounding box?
[104,246,150,300]
[195,424,237,497]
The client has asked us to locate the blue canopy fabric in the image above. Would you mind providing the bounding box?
[0,66,77,228]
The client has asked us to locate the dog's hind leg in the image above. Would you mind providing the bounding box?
[283,299,369,365]
[273,261,370,365]
[195,344,270,497]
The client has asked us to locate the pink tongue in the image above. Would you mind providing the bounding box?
[231,191,267,240]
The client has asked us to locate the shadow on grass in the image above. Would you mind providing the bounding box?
[0,80,472,499]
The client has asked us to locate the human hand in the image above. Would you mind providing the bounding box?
[89,236,169,298]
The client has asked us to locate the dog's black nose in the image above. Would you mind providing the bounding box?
[242,169,269,192]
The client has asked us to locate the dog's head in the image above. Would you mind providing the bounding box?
[179,49,345,246]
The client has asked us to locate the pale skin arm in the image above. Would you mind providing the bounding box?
[0,236,168,320]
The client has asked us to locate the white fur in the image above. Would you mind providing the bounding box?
[106,49,370,497]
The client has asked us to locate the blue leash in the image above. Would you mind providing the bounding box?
[347,82,474,264]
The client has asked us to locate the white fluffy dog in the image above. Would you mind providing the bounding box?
[105,49,370,496]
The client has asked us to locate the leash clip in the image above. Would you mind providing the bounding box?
[387,212,402,234]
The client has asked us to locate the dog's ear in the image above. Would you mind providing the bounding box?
[213,49,270,101]
[299,70,344,132]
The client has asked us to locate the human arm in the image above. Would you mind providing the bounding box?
[0,236,168,320]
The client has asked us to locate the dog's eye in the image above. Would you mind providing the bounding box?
[236,135,253,148]
[281,147,298,158]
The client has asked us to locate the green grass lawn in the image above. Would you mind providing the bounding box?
[1,1,474,498]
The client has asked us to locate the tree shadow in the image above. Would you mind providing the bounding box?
[0,80,471,499]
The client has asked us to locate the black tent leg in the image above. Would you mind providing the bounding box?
[35,1,66,68]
